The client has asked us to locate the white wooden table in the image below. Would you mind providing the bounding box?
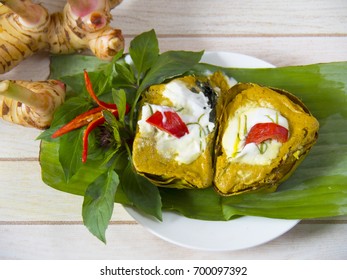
[1,0,347,259]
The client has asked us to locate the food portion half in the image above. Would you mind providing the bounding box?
[132,72,231,189]
[214,83,319,196]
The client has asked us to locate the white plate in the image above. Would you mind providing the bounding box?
[125,52,299,251]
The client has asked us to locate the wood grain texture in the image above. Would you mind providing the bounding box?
[0,161,132,222]
[112,0,347,36]
[0,223,346,259]
[0,0,346,259]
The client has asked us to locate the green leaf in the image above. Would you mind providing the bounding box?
[160,187,226,221]
[114,61,136,85]
[59,71,111,101]
[51,97,91,126]
[102,110,119,128]
[112,88,127,123]
[138,50,204,94]
[193,62,347,121]
[82,169,119,243]
[59,129,84,181]
[102,110,122,149]
[40,140,108,196]
[60,74,87,94]
[50,54,107,79]
[129,29,159,76]
[121,162,162,220]
[221,175,347,219]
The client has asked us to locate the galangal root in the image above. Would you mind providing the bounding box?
[0,0,124,73]
[0,0,124,129]
[0,79,65,129]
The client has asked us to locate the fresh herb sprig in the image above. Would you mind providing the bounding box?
[39,29,203,242]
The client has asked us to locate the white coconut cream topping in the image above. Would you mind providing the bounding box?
[138,79,215,164]
[222,106,289,165]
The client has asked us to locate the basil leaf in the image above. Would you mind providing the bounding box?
[112,88,127,123]
[82,169,119,243]
[129,29,159,76]
[138,50,204,94]
[121,162,162,220]
[60,71,111,101]
[114,61,136,85]
[101,48,124,80]
[51,97,91,126]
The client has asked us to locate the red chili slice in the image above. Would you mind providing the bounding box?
[146,110,189,138]
[84,70,118,110]
[245,122,289,145]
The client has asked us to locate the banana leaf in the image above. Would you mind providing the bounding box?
[40,59,347,221]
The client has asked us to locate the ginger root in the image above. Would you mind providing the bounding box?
[0,0,124,74]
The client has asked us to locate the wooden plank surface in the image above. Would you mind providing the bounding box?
[1,223,347,259]
[113,0,347,36]
[1,0,347,259]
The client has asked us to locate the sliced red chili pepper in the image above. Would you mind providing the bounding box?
[84,70,118,110]
[82,117,106,163]
[51,107,103,138]
[84,70,131,115]
[245,122,288,145]
[146,110,189,138]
